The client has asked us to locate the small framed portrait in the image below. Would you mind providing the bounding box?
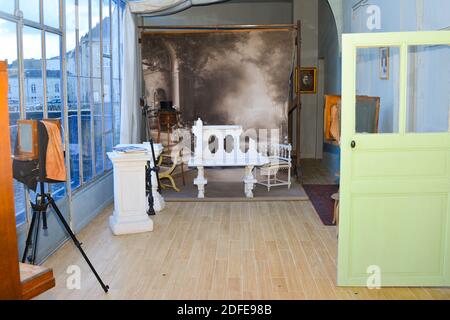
[379,47,390,80]
[296,67,317,94]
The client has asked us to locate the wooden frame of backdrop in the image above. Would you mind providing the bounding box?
[140,22,303,181]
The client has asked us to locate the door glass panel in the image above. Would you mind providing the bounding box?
[407,45,450,133]
[356,47,400,134]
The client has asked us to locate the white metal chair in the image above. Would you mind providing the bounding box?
[256,143,292,191]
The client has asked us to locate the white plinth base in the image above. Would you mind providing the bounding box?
[107,143,164,236]
[109,213,153,236]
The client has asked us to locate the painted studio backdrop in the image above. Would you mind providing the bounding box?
[141,30,295,136]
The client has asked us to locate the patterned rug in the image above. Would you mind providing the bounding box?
[303,184,339,226]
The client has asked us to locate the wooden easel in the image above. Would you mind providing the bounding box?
[0,61,55,300]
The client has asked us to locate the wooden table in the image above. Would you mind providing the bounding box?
[157,111,181,148]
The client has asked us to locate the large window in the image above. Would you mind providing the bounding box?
[67,0,124,188]
[1,0,124,225]
[0,17,26,226]
[23,26,44,120]
[66,0,80,190]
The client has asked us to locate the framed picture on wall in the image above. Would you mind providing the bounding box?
[379,47,390,80]
[296,67,317,94]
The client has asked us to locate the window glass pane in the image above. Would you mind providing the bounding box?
[112,0,120,146]
[46,33,62,113]
[46,32,66,199]
[112,0,119,80]
[91,0,102,175]
[23,26,44,120]
[115,1,125,145]
[43,0,60,29]
[66,0,80,189]
[80,78,93,182]
[91,0,101,79]
[79,0,90,78]
[93,78,104,174]
[103,55,112,171]
[356,46,400,134]
[120,1,124,70]
[79,0,94,183]
[407,45,450,133]
[1,1,15,14]
[103,57,112,132]
[91,0,101,30]
[102,0,110,55]
[21,0,40,23]
[68,76,80,188]
[0,18,26,226]
[105,132,113,170]
[113,79,120,145]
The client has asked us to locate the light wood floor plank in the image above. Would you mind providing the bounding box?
[37,201,450,300]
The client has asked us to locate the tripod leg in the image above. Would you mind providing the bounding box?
[30,212,41,265]
[47,197,109,293]
[22,211,37,263]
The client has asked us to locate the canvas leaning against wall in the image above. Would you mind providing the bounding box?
[141,30,296,138]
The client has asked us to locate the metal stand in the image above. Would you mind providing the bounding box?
[22,182,109,293]
[146,139,161,216]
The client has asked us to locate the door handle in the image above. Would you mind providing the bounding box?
[351,140,356,149]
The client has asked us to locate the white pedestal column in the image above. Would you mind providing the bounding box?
[107,143,164,235]
[244,165,256,198]
[194,166,207,198]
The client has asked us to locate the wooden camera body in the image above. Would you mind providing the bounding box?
[14,119,61,161]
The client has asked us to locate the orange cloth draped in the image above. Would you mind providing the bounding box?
[41,120,66,181]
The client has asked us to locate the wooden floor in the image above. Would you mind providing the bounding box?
[38,201,450,300]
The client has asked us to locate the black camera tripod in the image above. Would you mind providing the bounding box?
[22,181,109,293]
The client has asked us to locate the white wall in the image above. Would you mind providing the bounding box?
[142,0,293,26]
[292,0,321,159]
[342,0,450,134]
[319,0,340,95]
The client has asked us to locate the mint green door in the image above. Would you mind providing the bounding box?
[338,31,450,287]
